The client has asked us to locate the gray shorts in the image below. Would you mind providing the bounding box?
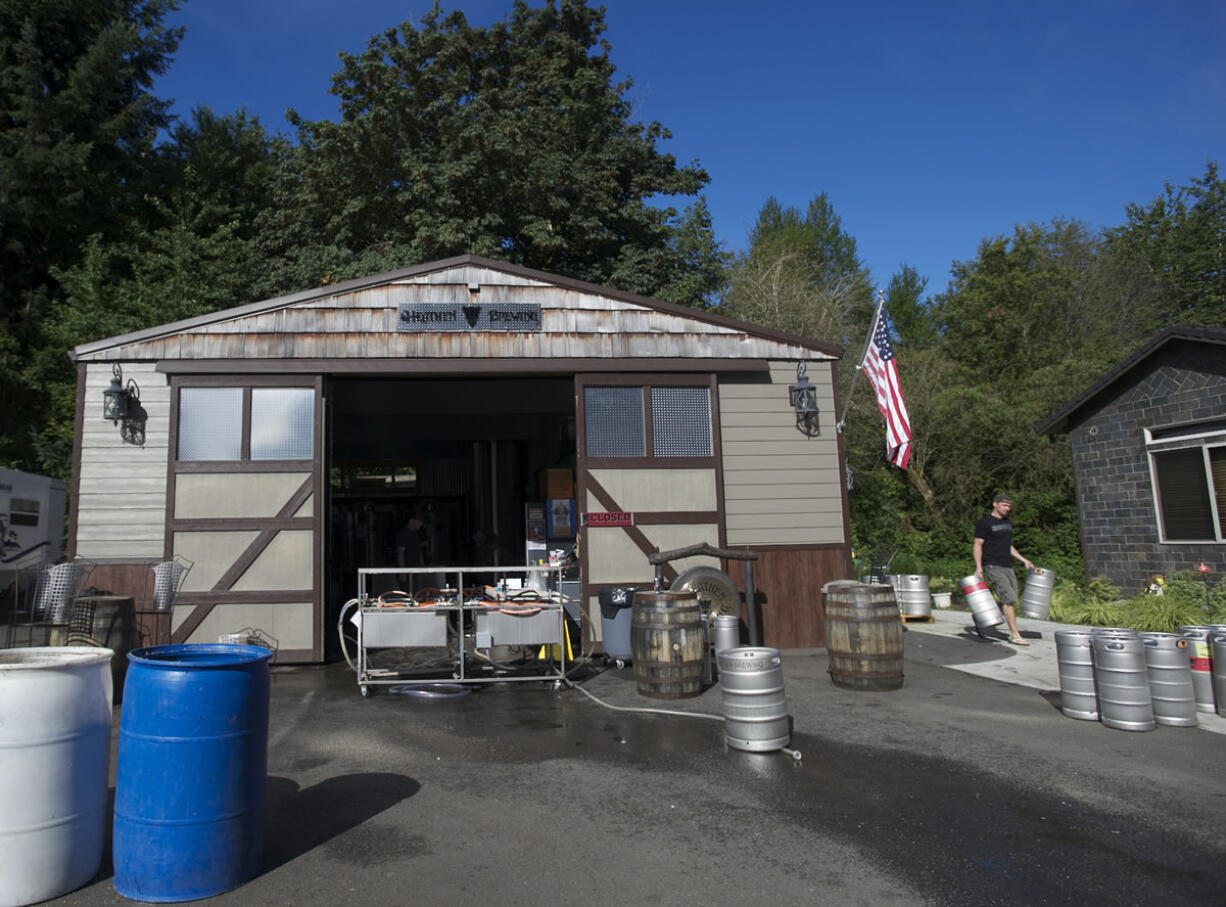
[984,564,1019,606]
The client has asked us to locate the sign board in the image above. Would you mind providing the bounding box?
[581,511,634,528]
[396,301,542,332]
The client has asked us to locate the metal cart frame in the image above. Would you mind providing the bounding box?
[354,564,568,695]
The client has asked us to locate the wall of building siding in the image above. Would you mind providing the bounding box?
[75,268,827,364]
[1069,342,1226,591]
[719,362,844,546]
[76,362,170,559]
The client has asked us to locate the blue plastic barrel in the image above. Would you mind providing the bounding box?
[113,644,272,902]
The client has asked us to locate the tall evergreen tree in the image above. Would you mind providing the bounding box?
[0,0,182,470]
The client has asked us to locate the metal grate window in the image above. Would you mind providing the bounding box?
[178,387,242,460]
[584,387,645,457]
[651,386,712,457]
[251,388,315,460]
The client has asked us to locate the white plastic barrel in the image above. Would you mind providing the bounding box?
[0,647,114,907]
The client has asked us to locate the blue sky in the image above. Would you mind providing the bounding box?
[156,0,1225,297]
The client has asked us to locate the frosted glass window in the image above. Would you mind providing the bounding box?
[584,387,645,457]
[651,386,712,457]
[251,388,315,460]
[178,388,243,460]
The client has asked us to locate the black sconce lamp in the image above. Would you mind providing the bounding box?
[102,364,145,445]
[789,361,820,437]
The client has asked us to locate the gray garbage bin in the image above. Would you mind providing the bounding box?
[599,587,637,666]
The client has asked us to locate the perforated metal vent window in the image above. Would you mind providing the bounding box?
[584,386,645,457]
[651,386,712,457]
[178,387,242,460]
[251,388,314,460]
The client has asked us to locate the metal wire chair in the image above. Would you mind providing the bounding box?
[32,560,94,622]
[151,555,193,612]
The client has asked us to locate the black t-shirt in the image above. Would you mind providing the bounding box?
[974,514,1013,567]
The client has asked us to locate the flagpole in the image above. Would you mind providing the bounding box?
[836,289,885,433]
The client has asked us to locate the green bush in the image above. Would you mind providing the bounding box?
[1119,595,1208,633]
[1065,598,1126,627]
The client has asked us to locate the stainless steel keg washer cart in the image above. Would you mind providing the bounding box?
[352,564,569,696]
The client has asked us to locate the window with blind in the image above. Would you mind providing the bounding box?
[1147,422,1226,542]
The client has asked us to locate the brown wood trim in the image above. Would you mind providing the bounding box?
[709,373,727,548]
[170,517,314,532]
[211,476,314,591]
[170,373,319,387]
[173,461,316,474]
[240,388,252,460]
[632,512,720,525]
[68,363,87,558]
[582,456,716,469]
[830,360,853,547]
[156,358,773,376]
[311,374,324,662]
[166,375,180,558]
[585,475,679,585]
[176,591,315,605]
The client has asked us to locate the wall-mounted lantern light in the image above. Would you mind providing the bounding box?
[102,363,145,446]
[789,362,820,437]
[102,364,131,423]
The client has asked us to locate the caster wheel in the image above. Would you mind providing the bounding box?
[360,686,370,698]
[614,659,627,670]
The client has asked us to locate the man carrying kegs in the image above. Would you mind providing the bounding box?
[973,493,1034,645]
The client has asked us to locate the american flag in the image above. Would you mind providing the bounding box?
[862,309,912,469]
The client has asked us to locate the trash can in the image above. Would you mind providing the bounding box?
[599,587,636,666]
[0,647,113,907]
[113,643,272,902]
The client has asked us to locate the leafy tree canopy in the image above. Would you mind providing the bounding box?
[253,0,721,305]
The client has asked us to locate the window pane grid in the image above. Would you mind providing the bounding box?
[251,388,314,460]
[584,387,644,457]
[651,386,712,457]
[178,388,242,461]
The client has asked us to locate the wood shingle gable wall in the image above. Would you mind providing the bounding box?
[70,256,840,365]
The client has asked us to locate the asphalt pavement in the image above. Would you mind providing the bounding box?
[46,608,1226,907]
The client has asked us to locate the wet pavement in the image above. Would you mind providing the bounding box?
[49,614,1226,906]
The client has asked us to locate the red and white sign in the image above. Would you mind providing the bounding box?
[582,511,634,528]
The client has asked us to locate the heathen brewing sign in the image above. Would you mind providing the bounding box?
[397,301,542,332]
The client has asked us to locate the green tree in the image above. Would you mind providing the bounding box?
[1105,161,1225,327]
[34,108,277,476]
[253,0,721,305]
[0,0,182,470]
[722,194,874,346]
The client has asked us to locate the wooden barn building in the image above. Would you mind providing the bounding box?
[67,256,851,662]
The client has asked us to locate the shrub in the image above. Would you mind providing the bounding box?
[1119,595,1207,633]
[1065,598,1126,627]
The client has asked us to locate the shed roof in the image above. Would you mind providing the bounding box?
[1034,325,1226,436]
[70,254,843,366]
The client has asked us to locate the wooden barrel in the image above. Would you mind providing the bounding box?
[823,582,904,691]
[630,590,705,699]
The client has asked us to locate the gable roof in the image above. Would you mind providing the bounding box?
[70,254,843,364]
[1035,325,1226,436]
